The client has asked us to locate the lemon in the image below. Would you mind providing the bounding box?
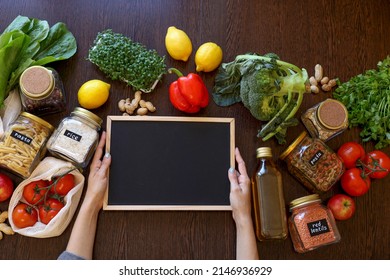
[165,26,192,62]
[78,79,111,109]
[195,42,223,72]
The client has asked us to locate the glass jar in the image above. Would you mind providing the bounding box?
[301,98,348,142]
[19,66,66,116]
[46,107,102,168]
[0,112,54,178]
[288,194,341,253]
[251,147,288,241]
[279,131,344,193]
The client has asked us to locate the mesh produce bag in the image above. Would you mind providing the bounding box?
[8,157,84,238]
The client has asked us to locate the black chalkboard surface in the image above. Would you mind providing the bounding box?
[104,116,235,210]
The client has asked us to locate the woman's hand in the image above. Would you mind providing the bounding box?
[228,147,252,227]
[85,131,111,210]
[228,147,259,260]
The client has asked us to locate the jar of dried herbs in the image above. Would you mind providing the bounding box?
[279,131,344,193]
[288,194,341,253]
[46,107,102,168]
[301,98,348,142]
[0,112,54,178]
[19,66,66,116]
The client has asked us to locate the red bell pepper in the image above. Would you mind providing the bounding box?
[168,68,209,113]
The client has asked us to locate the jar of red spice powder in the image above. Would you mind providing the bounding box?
[279,131,345,193]
[301,98,348,142]
[288,194,341,253]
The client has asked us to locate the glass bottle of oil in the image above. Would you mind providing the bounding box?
[251,147,288,241]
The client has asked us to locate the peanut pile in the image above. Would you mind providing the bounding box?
[309,64,337,94]
[118,91,156,116]
[0,210,14,240]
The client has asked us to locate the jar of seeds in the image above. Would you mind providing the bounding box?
[301,98,348,142]
[19,66,66,116]
[46,107,102,168]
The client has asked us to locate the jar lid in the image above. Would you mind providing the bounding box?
[256,147,272,158]
[279,131,308,160]
[317,99,348,130]
[19,66,54,99]
[72,107,103,127]
[20,112,54,131]
[289,194,321,210]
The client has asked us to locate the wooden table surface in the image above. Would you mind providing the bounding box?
[0,0,389,260]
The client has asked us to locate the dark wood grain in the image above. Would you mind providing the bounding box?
[0,0,389,260]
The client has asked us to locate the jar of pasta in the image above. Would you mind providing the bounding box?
[288,194,341,253]
[19,66,66,116]
[0,112,54,178]
[279,131,344,193]
[46,107,102,168]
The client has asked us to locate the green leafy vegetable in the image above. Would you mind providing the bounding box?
[0,15,77,107]
[333,56,390,149]
[87,29,166,93]
[212,53,308,144]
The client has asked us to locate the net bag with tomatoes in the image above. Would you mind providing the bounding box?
[8,157,84,238]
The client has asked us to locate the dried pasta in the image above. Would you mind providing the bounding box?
[0,113,53,178]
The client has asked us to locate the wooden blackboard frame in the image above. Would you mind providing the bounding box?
[104,116,235,210]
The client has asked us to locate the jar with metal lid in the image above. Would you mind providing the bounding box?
[252,147,288,241]
[19,66,66,116]
[0,112,54,178]
[46,107,102,168]
[301,98,348,142]
[279,131,345,193]
[288,194,341,253]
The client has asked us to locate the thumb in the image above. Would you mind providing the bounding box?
[228,167,239,190]
[100,152,112,171]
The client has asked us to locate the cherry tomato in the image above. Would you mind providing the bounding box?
[0,173,14,202]
[23,180,49,205]
[363,150,390,179]
[38,198,64,224]
[341,167,371,196]
[12,203,38,228]
[50,174,75,196]
[337,142,365,169]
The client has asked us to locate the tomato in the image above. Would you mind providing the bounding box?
[23,180,49,205]
[12,203,38,228]
[363,150,390,179]
[0,173,14,202]
[341,167,371,196]
[38,198,64,224]
[50,174,75,196]
[337,142,365,169]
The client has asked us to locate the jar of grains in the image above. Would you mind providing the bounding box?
[288,194,341,253]
[301,98,348,142]
[279,131,344,193]
[46,107,102,168]
[0,112,54,178]
[19,66,66,116]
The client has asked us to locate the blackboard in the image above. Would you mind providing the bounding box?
[104,116,235,210]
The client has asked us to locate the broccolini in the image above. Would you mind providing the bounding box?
[212,53,308,144]
[88,30,166,92]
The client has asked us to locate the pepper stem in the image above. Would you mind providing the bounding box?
[168,68,184,77]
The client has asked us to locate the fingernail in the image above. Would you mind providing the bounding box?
[104,152,111,158]
[228,167,235,173]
